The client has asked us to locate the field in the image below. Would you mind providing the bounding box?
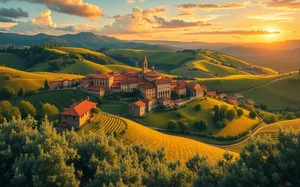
[0,53,26,70]
[135,98,259,136]
[79,113,127,134]
[241,74,300,109]
[0,66,83,91]
[227,119,300,152]
[196,73,290,93]
[122,118,237,163]
[9,90,128,115]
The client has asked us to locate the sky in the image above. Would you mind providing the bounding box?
[0,0,299,43]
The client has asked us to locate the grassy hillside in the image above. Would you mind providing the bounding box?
[135,98,259,136]
[241,74,300,109]
[0,53,26,70]
[9,89,128,114]
[0,66,83,91]
[122,117,237,163]
[106,49,278,77]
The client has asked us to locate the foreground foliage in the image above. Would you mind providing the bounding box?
[0,117,299,186]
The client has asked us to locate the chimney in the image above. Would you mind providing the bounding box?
[87,96,90,101]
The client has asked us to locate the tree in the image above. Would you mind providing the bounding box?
[17,88,24,96]
[18,101,37,118]
[25,88,37,96]
[194,119,207,130]
[0,86,15,99]
[220,105,228,120]
[237,108,244,117]
[284,112,296,120]
[195,104,202,111]
[178,119,188,133]
[213,105,220,122]
[96,96,103,105]
[167,120,178,131]
[41,103,59,119]
[249,111,257,119]
[226,109,237,121]
[44,79,50,90]
[295,111,300,118]
[0,101,21,122]
[215,121,224,128]
[91,107,101,115]
[222,119,229,126]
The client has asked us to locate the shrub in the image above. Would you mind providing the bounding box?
[25,88,37,96]
[91,107,101,115]
[176,111,183,118]
[222,119,229,126]
[226,109,237,121]
[249,111,257,119]
[4,75,11,80]
[167,120,178,131]
[237,109,244,117]
[284,112,296,120]
[194,119,207,130]
[0,86,16,99]
[178,119,188,133]
[18,100,37,118]
[195,104,202,111]
[215,121,224,128]
[41,103,59,120]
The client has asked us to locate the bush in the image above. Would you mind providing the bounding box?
[176,111,183,118]
[178,119,188,133]
[237,109,244,117]
[0,86,16,99]
[25,88,37,96]
[194,119,207,130]
[91,107,101,115]
[284,112,296,120]
[222,119,229,126]
[18,100,37,118]
[167,120,178,131]
[249,111,257,119]
[195,104,202,111]
[226,109,237,121]
[215,121,224,128]
[41,103,59,120]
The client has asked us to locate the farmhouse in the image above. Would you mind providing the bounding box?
[79,55,205,116]
[59,99,97,129]
[50,79,79,90]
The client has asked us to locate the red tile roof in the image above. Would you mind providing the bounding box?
[234,93,244,98]
[139,82,156,90]
[201,85,208,91]
[110,82,121,89]
[87,86,105,91]
[144,70,161,77]
[94,73,113,79]
[152,78,171,85]
[60,100,97,117]
[207,91,217,97]
[133,100,146,107]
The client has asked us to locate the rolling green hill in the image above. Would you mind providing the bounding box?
[0,53,26,70]
[135,98,259,137]
[105,49,278,77]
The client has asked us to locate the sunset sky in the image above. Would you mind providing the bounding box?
[0,0,299,43]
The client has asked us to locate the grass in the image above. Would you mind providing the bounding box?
[78,113,127,135]
[135,98,259,136]
[0,66,83,91]
[0,53,26,70]
[122,117,237,163]
[100,102,128,115]
[241,74,300,109]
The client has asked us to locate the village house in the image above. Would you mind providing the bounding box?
[129,100,146,117]
[86,86,105,96]
[59,99,97,129]
[50,79,79,90]
[234,93,244,100]
[207,91,217,97]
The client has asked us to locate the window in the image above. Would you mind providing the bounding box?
[73,116,75,120]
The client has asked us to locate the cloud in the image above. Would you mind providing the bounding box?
[176,3,246,10]
[9,10,56,34]
[56,24,99,32]
[153,16,212,28]
[248,12,295,21]
[183,30,280,35]
[0,7,28,18]
[0,16,15,22]
[126,0,145,3]
[0,0,103,19]
[265,0,300,9]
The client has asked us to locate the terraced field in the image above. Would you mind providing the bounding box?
[79,113,127,134]
[10,90,89,112]
[122,118,237,163]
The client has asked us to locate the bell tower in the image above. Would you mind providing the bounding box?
[142,55,148,75]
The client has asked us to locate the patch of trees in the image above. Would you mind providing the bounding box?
[80,53,117,65]
[106,54,137,66]
[213,105,242,128]
[48,58,77,71]
[173,76,195,80]
[1,117,299,186]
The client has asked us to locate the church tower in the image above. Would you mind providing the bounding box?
[142,55,148,75]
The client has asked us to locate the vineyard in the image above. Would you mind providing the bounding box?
[217,117,259,136]
[79,113,127,135]
[10,90,93,112]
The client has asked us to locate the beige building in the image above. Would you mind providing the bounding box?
[60,99,97,129]
[86,86,105,97]
[129,100,146,117]
[139,83,156,98]
[153,79,171,98]
[93,73,114,90]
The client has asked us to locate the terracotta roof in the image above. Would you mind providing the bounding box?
[201,85,208,90]
[133,100,146,107]
[228,96,236,100]
[60,100,97,117]
[94,73,113,79]
[87,86,105,91]
[219,93,228,97]
[144,70,161,77]
[152,78,171,85]
[234,93,244,98]
[177,80,187,86]
[157,97,170,102]
[139,82,156,90]
[110,82,121,89]
[108,71,120,76]
[176,85,186,90]
[207,91,217,97]
[114,75,129,82]
[246,99,255,105]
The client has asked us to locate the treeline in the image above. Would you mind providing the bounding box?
[0,45,65,69]
[1,117,300,186]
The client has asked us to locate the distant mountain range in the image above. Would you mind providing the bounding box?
[0,32,176,51]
